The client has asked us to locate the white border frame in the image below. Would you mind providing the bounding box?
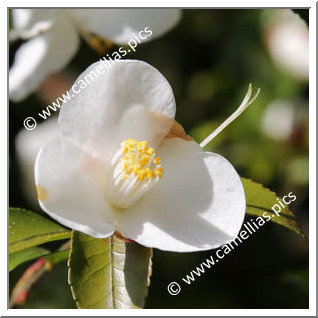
[2,1,316,316]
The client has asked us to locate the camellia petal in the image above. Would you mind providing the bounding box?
[15,118,58,207]
[9,13,80,102]
[68,9,181,44]
[115,137,246,252]
[35,135,115,238]
[59,60,176,160]
[10,9,60,40]
[9,9,181,102]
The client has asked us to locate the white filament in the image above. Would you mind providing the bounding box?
[200,84,261,148]
[106,149,160,209]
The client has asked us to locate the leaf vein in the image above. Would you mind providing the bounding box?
[78,263,110,293]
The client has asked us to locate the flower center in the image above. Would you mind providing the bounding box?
[107,138,163,209]
[120,139,163,181]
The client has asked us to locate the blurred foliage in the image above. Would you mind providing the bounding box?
[9,9,309,308]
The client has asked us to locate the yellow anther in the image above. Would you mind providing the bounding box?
[120,138,163,181]
[126,167,133,175]
[154,171,162,178]
[140,156,150,167]
[154,166,163,178]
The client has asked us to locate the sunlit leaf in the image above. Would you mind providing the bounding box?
[9,208,71,254]
[241,178,305,239]
[68,231,152,309]
[9,246,49,272]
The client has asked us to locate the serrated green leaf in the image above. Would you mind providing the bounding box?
[68,231,152,309]
[241,178,305,238]
[9,246,49,272]
[9,208,71,254]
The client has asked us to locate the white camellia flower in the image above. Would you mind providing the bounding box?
[35,60,260,252]
[9,9,181,102]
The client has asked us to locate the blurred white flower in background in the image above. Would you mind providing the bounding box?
[9,8,181,102]
[263,9,308,81]
[15,118,58,207]
[262,99,295,141]
[262,98,308,143]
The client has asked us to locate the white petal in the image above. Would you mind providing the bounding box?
[115,138,246,252]
[15,118,58,207]
[35,135,115,238]
[59,60,175,160]
[9,13,79,102]
[11,9,59,40]
[69,9,181,44]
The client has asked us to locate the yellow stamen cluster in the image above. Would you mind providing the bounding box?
[120,138,163,181]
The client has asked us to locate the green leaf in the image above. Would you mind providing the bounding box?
[68,231,152,309]
[9,246,70,272]
[241,178,305,238]
[9,246,49,272]
[44,249,69,265]
[9,208,71,254]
